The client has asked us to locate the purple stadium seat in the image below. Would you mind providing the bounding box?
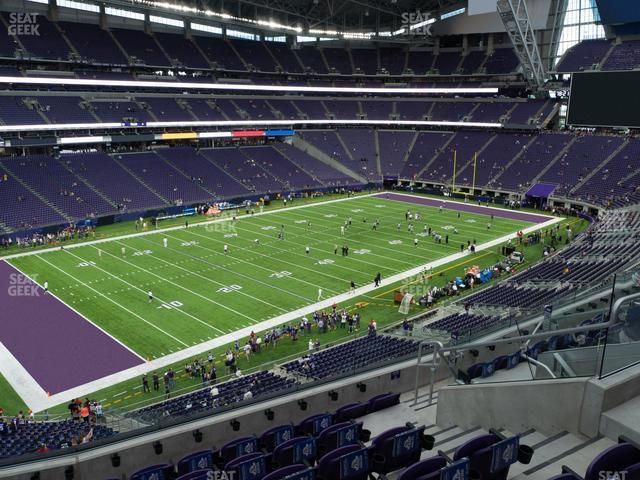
[258,424,295,452]
[262,465,314,480]
[367,392,400,412]
[271,436,317,468]
[396,455,448,480]
[177,450,214,475]
[317,421,364,455]
[297,413,333,436]
[584,442,640,480]
[176,470,214,480]
[130,464,174,480]
[453,434,532,480]
[369,425,427,474]
[216,436,258,465]
[334,402,369,423]
[317,444,370,480]
[224,452,267,480]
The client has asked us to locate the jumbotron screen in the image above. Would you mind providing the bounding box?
[568,71,640,128]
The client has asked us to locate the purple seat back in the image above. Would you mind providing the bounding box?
[177,450,213,474]
[584,444,640,480]
[298,413,333,436]
[397,455,447,480]
[176,469,214,480]
[370,426,425,474]
[453,434,507,480]
[334,402,368,423]
[272,436,317,467]
[219,436,258,464]
[259,424,295,452]
[318,444,369,480]
[368,392,400,413]
[262,465,313,480]
[318,421,362,452]
[130,463,174,480]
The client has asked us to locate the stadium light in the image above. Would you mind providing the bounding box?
[0,76,499,96]
[328,390,339,401]
[297,399,308,411]
[153,441,163,455]
[111,453,121,467]
[0,119,503,134]
[356,382,367,393]
[230,419,241,431]
[264,409,275,421]
[193,430,203,443]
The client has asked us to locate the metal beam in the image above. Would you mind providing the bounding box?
[497,0,547,89]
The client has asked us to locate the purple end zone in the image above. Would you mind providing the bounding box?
[375,193,552,224]
[0,260,143,395]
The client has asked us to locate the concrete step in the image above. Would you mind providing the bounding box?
[600,395,640,444]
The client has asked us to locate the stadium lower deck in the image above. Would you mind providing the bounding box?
[0,192,558,412]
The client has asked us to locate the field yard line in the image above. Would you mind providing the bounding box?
[162,230,342,295]
[272,208,455,262]
[180,227,372,287]
[37,255,189,348]
[0,326,49,410]
[217,221,397,276]
[111,240,289,314]
[135,235,315,303]
[285,202,515,257]
[1,193,380,261]
[326,198,520,238]
[62,248,234,333]
[244,213,420,268]
[22,214,563,412]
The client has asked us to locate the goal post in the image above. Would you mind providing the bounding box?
[450,150,478,196]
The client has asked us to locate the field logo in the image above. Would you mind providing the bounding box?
[7,12,40,36]
[8,272,40,297]
[400,10,434,36]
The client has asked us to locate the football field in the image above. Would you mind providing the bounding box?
[0,192,555,408]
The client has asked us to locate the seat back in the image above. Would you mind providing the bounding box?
[584,443,640,480]
[177,450,213,474]
[130,463,174,480]
[318,421,362,454]
[298,413,332,436]
[370,425,425,474]
[219,436,258,464]
[262,465,314,480]
[225,452,267,480]
[318,444,369,480]
[176,469,214,480]
[272,436,317,468]
[368,392,400,413]
[454,434,520,480]
[259,424,295,452]
[396,455,447,480]
[334,402,368,423]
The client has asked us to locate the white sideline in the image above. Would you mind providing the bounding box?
[0,195,561,411]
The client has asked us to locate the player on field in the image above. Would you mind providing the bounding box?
[121,246,126,257]
[305,246,310,255]
[224,244,228,255]
[43,280,48,294]
[148,291,153,303]
[340,225,345,236]
[350,280,356,294]
[163,238,168,248]
[414,238,419,247]
[254,239,260,246]
[317,287,323,301]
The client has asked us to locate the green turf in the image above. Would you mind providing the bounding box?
[8,195,534,358]
[0,212,589,416]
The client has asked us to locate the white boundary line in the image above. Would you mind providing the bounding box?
[1,194,560,411]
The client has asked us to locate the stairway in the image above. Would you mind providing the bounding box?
[110,154,170,204]
[291,135,366,183]
[154,150,218,197]
[274,145,325,186]
[488,135,539,187]
[416,132,458,178]
[529,136,578,186]
[0,161,73,222]
[569,139,630,195]
[56,158,119,210]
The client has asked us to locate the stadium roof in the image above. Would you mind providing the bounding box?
[110,0,464,36]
